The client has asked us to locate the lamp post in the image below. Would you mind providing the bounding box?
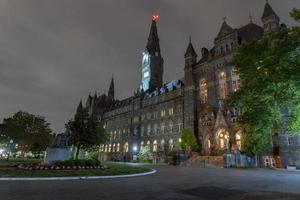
[7,139,13,161]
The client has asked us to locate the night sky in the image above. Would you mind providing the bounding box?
[0,0,299,133]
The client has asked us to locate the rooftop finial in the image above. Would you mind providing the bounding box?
[249,12,253,23]
[152,13,159,22]
[189,36,191,43]
[222,16,227,23]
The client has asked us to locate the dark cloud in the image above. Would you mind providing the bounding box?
[0,0,299,133]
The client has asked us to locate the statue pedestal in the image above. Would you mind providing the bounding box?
[44,147,71,164]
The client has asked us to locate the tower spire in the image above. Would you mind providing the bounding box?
[140,14,164,92]
[108,75,114,100]
[146,13,161,55]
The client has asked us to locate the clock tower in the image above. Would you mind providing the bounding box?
[140,14,164,92]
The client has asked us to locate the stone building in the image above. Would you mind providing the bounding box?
[80,2,293,163]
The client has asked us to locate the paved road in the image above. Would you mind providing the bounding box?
[0,165,300,200]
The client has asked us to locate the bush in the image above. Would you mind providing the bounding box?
[51,159,101,169]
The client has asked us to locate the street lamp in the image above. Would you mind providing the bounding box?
[7,139,13,161]
[133,145,138,152]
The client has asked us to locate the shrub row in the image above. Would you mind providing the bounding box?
[52,159,101,168]
[17,159,105,171]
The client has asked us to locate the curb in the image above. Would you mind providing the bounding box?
[0,168,157,181]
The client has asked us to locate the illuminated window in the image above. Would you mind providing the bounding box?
[117,143,120,152]
[219,72,227,99]
[200,79,208,104]
[108,144,112,152]
[112,143,116,152]
[235,133,241,149]
[169,139,174,150]
[217,129,229,149]
[160,139,165,150]
[161,110,166,117]
[153,140,158,152]
[123,142,129,153]
[231,67,240,92]
[147,140,151,148]
[168,108,174,115]
[140,141,144,150]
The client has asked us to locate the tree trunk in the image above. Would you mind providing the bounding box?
[75,144,80,160]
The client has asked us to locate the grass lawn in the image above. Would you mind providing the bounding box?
[0,165,151,177]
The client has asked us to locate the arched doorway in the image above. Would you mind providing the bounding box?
[216,129,229,151]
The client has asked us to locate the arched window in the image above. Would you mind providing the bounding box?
[219,72,227,99]
[108,144,112,152]
[169,139,174,151]
[112,143,116,152]
[235,133,241,149]
[231,67,240,92]
[153,124,158,135]
[117,143,120,152]
[200,79,208,104]
[140,141,144,150]
[141,126,145,137]
[123,142,129,153]
[217,129,229,149]
[169,121,173,133]
[147,124,151,136]
[153,140,158,152]
[160,139,165,151]
[161,122,165,134]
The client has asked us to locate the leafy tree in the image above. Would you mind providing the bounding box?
[66,101,107,160]
[0,111,53,157]
[227,12,300,155]
[137,145,153,162]
[180,129,199,152]
[290,8,300,22]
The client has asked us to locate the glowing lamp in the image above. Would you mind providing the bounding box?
[152,14,159,22]
[133,145,138,152]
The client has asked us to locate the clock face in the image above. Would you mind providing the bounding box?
[140,51,151,92]
[143,52,150,64]
[143,71,149,78]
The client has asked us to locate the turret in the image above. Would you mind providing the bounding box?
[261,0,280,34]
[184,36,197,69]
[184,37,197,87]
[108,76,115,100]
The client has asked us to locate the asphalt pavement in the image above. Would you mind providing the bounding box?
[0,165,300,200]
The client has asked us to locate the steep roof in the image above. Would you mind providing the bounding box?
[216,21,234,39]
[146,20,161,54]
[184,39,197,57]
[238,22,263,42]
[261,1,279,19]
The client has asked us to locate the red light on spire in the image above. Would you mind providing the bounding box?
[152,13,159,22]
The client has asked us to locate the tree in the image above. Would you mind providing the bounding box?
[66,101,107,160]
[137,145,153,162]
[0,111,53,157]
[290,8,300,22]
[180,129,199,152]
[227,12,300,155]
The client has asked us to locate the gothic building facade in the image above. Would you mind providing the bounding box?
[82,2,287,161]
